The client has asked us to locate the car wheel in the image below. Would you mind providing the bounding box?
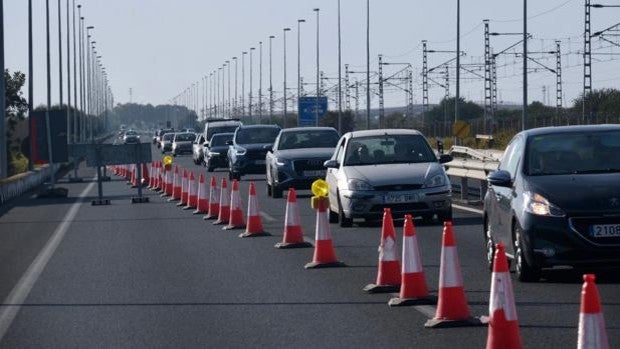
[337,192,353,228]
[484,217,495,271]
[207,165,214,172]
[513,222,541,282]
[422,214,434,224]
[437,208,453,224]
[329,207,339,224]
[272,185,283,199]
[266,183,272,197]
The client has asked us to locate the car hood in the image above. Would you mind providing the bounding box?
[526,173,620,213]
[344,162,440,186]
[274,148,335,160]
[208,145,229,154]
[237,143,273,152]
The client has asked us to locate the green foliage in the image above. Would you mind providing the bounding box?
[9,150,28,176]
[4,70,29,176]
[320,111,356,134]
[110,103,199,130]
[427,97,484,122]
[571,88,620,118]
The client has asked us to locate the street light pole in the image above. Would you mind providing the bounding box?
[365,0,370,129]
[522,0,528,130]
[337,0,343,134]
[226,60,231,118]
[66,0,71,145]
[242,51,247,116]
[455,0,460,143]
[269,35,275,123]
[297,19,305,125]
[233,57,238,117]
[57,0,63,106]
[72,1,77,143]
[283,28,291,124]
[314,8,320,127]
[45,0,57,188]
[259,41,263,122]
[249,47,255,118]
[0,0,6,178]
[78,12,84,142]
[27,0,34,170]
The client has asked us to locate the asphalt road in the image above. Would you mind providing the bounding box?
[0,143,618,348]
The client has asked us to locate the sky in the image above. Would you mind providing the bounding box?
[4,0,620,112]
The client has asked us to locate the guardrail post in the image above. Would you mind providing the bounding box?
[480,180,488,201]
[460,176,468,201]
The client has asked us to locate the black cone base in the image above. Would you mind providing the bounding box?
[388,295,437,307]
[363,284,400,294]
[424,316,487,329]
[275,241,313,249]
[304,261,346,269]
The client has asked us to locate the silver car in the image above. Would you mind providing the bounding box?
[171,132,196,156]
[324,129,453,227]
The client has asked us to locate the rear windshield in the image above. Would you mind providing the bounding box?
[210,133,234,147]
[207,125,240,140]
[236,127,280,145]
[174,133,196,142]
[344,134,435,166]
[525,130,620,175]
[163,133,174,141]
[278,130,340,150]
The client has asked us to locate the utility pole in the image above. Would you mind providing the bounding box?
[345,64,351,111]
[0,0,6,179]
[455,0,461,142]
[269,35,275,123]
[365,0,370,129]
[337,0,343,134]
[555,40,563,122]
[583,0,592,122]
[259,41,263,122]
[422,40,429,125]
[314,8,320,127]
[377,55,384,128]
[523,0,528,130]
[483,20,492,134]
[407,68,413,118]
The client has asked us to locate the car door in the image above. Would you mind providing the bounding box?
[326,137,346,212]
[493,135,524,248]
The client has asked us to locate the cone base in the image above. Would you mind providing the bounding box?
[304,261,346,269]
[363,284,400,294]
[131,197,150,204]
[183,206,195,210]
[388,295,437,307]
[213,220,229,225]
[203,214,217,220]
[424,316,486,329]
[176,202,185,207]
[193,210,207,215]
[239,232,271,238]
[167,197,179,202]
[223,224,245,230]
[275,241,313,249]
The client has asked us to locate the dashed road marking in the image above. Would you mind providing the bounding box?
[452,204,483,215]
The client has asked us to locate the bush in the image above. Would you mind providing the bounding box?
[8,150,29,176]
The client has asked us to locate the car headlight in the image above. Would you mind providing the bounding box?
[235,147,247,156]
[424,173,446,188]
[347,179,374,191]
[276,158,290,166]
[523,191,565,217]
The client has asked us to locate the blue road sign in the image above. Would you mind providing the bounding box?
[298,97,328,126]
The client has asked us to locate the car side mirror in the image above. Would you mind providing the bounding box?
[225,140,233,145]
[439,154,453,164]
[487,170,512,188]
[324,159,339,169]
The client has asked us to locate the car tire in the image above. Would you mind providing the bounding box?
[484,217,495,271]
[513,222,541,282]
[437,209,453,224]
[272,185,283,199]
[266,183,272,197]
[207,166,214,172]
[329,208,339,224]
[337,192,353,228]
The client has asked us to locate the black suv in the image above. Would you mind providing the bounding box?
[227,125,281,180]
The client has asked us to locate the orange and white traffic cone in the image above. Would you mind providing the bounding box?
[389,214,435,306]
[305,196,345,269]
[161,166,171,197]
[184,172,198,210]
[275,188,311,249]
[364,208,401,293]
[203,176,220,220]
[194,174,209,215]
[425,221,484,328]
[224,180,245,230]
[130,165,138,188]
[577,274,609,349]
[213,178,230,225]
[141,163,150,187]
[154,162,162,191]
[240,182,270,237]
[177,169,189,207]
[168,166,182,202]
[148,162,156,189]
[486,243,522,349]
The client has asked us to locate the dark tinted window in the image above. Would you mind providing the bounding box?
[210,133,234,147]
[207,125,240,140]
[236,127,280,145]
[174,133,196,142]
[344,134,435,166]
[278,130,340,150]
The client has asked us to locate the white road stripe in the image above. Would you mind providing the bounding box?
[260,211,276,222]
[0,181,95,340]
[452,204,483,215]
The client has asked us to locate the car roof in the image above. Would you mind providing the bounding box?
[280,126,337,133]
[519,124,620,138]
[237,124,281,130]
[346,128,424,138]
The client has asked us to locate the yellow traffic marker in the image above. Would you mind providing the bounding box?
[311,179,329,209]
[163,155,173,167]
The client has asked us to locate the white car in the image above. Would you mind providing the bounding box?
[324,129,453,227]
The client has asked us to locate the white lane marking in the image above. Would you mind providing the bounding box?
[260,211,276,222]
[452,204,483,215]
[414,305,437,318]
[0,181,95,340]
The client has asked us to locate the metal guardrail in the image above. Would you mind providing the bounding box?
[0,164,61,206]
[445,146,502,202]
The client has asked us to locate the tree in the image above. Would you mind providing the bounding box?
[427,97,483,122]
[4,70,29,175]
[572,88,620,119]
[320,110,356,134]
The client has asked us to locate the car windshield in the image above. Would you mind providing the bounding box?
[525,130,620,176]
[125,131,137,136]
[174,133,196,142]
[210,134,234,147]
[344,134,436,166]
[163,133,174,141]
[236,127,280,145]
[278,130,340,150]
[207,125,240,140]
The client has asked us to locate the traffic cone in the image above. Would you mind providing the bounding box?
[194,174,209,215]
[304,196,345,269]
[389,214,435,306]
[147,162,155,189]
[203,176,220,220]
[168,166,182,202]
[425,221,484,328]
[130,165,138,187]
[364,208,402,293]
[213,178,230,225]
[486,243,522,349]
[224,180,245,230]
[177,169,189,207]
[185,172,198,210]
[577,274,609,349]
[161,166,171,197]
[240,182,270,237]
[141,163,150,187]
[275,188,311,249]
[154,162,162,191]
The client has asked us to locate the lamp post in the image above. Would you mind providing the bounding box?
[259,41,263,122]
[27,0,34,170]
[79,13,84,142]
[297,19,305,124]
[45,0,57,188]
[57,0,63,106]
[455,0,460,143]
[249,47,255,117]
[0,0,6,178]
[337,0,342,134]
[233,56,238,117]
[366,0,370,129]
[72,1,77,143]
[66,0,71,145]
[86,26,94,142]
[313,8,320,127]
[269,35,275,123]
[283,28,291,123]
[523,0,527,130]
[242,51,247,116]
[226,60,231,118]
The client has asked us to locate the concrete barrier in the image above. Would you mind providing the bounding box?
[0,164,61,206]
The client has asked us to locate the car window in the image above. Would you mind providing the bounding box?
[277,130,339,150]
[207,125,240,140]
[175,133,196,142]
[211,134,233,147]
[236,128,280,145]
[163,133,174,141]
[499,135,524,177]
[343,134,435,166]
[332,138,346,164]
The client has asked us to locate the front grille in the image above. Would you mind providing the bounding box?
[570,216,620,246]
[369,202,429,213]
[247,151,268,160]
[294,159,326,176]
[375,184,423,192]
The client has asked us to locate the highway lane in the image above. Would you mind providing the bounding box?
[0,145,617,347]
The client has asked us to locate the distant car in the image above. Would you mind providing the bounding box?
[205,133,234,172]
[192,134,207,165]
[266,127,340,198]
[171,132,196,156]
[156,128,174,148]
[123,130,140,144]
[227,124,281,181]
[203,119,242,147]
[160,133,175,153]
[324,129,453,227]
[152,130,160,144]
[484,124,620,282]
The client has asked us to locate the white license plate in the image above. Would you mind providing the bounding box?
[383,194,418,204]
[590,224,620,238]
[255,160,266,165]
[303,170,325,177]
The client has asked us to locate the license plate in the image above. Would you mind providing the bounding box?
[255,160,266,165]
[303,170,325,177]
[590,224,620,238]
[383,194,418,204]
